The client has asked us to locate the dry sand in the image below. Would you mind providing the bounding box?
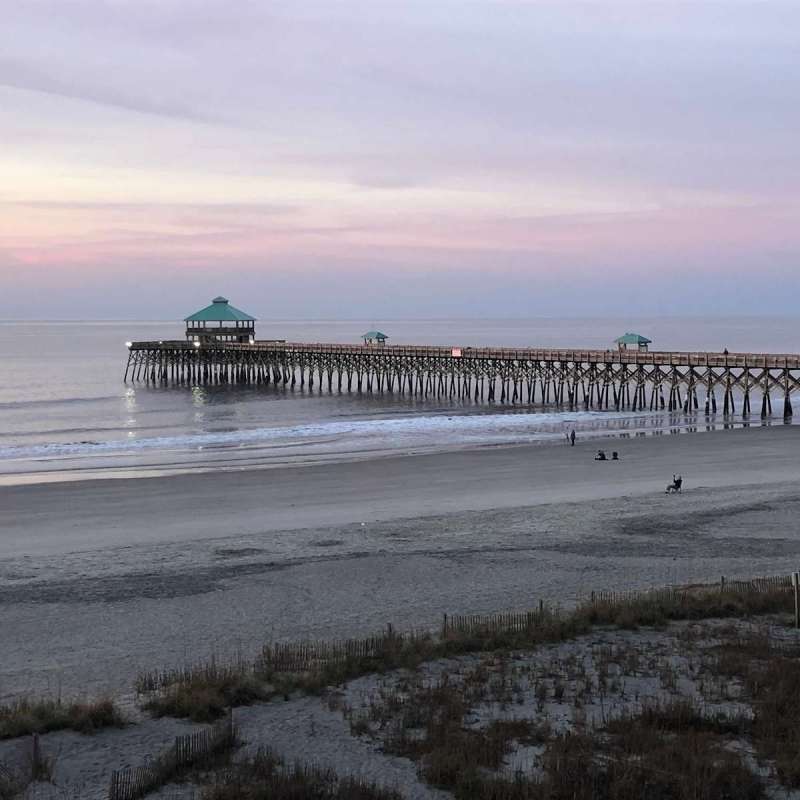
[3,426,800,702]
[3,617,798,799]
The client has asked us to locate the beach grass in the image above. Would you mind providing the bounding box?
[199,746,402,800]
[701,633,800,787]
[107,716,399,800]
[434,714,762,800]
[536,725,763,800]
[0,696,126,739]
[350,643,770,800]
[346,672,765,800]
[135,575,793,723]
[144,672,271,723]
[117,611,800,799]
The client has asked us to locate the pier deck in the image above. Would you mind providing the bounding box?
[125,341,800,416]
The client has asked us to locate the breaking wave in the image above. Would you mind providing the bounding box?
[0,409,643,461]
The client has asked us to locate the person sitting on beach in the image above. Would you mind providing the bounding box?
[666,474,683,493]
[595,450,607,461]
[611,451,619,461]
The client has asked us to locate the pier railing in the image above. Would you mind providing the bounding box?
[127,340,800,369]
[124,339,800,416]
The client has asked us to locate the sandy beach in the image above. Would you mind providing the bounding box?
[2,425,800,702]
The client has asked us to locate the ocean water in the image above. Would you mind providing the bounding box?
[1,317,798,484]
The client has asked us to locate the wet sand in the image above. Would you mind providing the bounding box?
[2,425,800,700]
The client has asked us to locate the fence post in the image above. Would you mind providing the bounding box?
[720,575,725,593]
[793,572,799,629]
[442,613,448,636]
[31,733,40,782]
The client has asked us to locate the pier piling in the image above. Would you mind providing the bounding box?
[123,341,800,419]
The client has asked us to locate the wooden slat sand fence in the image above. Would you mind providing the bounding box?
[721,574,792,594]
[136,656,250,695]
[588,574,792,608]
[441,574,794,640]
[588,585,686,607]
[138,630,425,691]
[0,735,49,790]
[108,709,236,800]
[136,573,796,707]
[443,606,551,638]
[257,626,432,674]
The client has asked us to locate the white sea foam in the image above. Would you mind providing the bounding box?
[0,409,646,461]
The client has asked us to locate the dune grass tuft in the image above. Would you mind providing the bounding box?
[0,697,126,740]
[144,672,271,723]
[701,637,800,787]
[363,671,765,800]
[200,746,402,800]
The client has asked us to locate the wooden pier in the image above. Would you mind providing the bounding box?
[124,340,800,417]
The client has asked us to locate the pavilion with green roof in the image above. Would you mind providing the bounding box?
[185,296,256,343]
[362,330,388,346]
[615,332,652,352]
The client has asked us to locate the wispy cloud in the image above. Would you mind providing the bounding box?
[0,58,214,122]
[0,200,298,214]
[1,1,799,317]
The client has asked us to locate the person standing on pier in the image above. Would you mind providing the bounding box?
[570,429,576,446]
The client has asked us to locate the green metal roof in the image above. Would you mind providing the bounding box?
[362,330,388,339]
[184,297,256,323]
[615,332,652,344]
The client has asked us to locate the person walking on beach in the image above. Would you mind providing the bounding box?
[570,429,576,447]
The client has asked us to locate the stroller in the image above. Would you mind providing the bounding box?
[666,474,683,494]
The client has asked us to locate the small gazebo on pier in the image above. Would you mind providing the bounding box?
[185,297,256,343]
[615,332,652,352]
[362,330,388,346]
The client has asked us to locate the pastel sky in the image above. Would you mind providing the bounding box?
[1,1,798,319]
